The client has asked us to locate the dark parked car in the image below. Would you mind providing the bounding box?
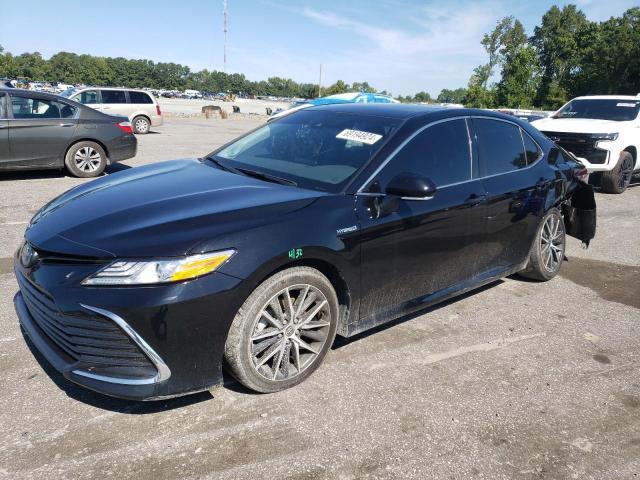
[0,88,136,177]
[14,104,595,400]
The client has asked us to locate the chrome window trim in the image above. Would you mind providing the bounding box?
[355,115,548,197]
[72,304,171,386]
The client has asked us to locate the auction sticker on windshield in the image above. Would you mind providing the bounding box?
[336,129,383,145]
[616,102,638,107]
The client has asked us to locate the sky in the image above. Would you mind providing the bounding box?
[1,0,637,96]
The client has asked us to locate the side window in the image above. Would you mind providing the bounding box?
[0,94,6,119]
[376,119,472,188]
[521,130,542,165]
[10,96,61,119]
[128,91,153,104]
[101,90,127,104]
[75,90,99,105]
[474,118,527,176]
[58,102,78,119]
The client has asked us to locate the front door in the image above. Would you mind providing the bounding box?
[354,118,488,329]
[0,93,9,165]
[8,94,77,168]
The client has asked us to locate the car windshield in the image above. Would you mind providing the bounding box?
[555,99,640,121]
[59,87,78,98]
[209,110,401,192]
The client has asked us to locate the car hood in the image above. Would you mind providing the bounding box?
[26,159,325,258]
[531,117,632,133]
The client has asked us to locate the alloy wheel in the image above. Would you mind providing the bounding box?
[540,214,564,272]
[73,146,102,173]
[249,284,331,381]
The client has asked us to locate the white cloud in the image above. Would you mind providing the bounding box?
[296,2,501,95]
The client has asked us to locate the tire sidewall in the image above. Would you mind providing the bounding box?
[225,267,339,393]
[133,116,150,134]
[602,152,633,194]
[64,141,107,178]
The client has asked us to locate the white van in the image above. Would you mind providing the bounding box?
[61,87,163,134]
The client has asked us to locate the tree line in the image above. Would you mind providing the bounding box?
[1,4,638,108]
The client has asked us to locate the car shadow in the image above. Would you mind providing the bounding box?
[0,163,132,181]
[19,280,506,409]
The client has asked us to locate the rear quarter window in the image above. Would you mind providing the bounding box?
[128,91,154,104]
[474,118,527,176]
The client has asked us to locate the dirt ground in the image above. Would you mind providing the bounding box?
[0,117,639,480]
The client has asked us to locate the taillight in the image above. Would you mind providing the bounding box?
[574,167,589,183]
[116,121,133,134]
[156,104,162,116]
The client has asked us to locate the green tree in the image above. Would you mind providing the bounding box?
[325,80,348,95]
[413,91,432,103]
[436,88,467,104]
[532,5,588,108]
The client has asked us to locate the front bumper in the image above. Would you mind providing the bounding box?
[14,253,246,401]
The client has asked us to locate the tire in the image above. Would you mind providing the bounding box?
[519,208,566,282]
[224,267,339,393]
[64,141,107,178]
[601,151,634,194]
[132,116,150,134]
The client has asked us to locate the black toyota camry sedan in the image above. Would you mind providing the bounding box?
[13,104,596,400]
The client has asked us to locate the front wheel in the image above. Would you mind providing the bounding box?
[519,208,566,281]
[224,267,339,393]
[601,151,634,194]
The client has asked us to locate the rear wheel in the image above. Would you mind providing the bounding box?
[224,267,338,393]
[601,151,634,194]
[64,141,107,178]
[519,208,566,281]
[132,116,150,134]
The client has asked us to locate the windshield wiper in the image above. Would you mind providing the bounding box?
[234,167,298,186]
[206,157,242,175]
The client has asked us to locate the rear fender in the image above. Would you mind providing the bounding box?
[562,182,596,247]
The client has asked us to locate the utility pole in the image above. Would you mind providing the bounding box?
[318,64,322,98]
[223,0,228,73]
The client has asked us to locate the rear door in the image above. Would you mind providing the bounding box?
[0,93,9,164]
[471,117,548,270]
[8,93,77,167]
[100,89,131,119]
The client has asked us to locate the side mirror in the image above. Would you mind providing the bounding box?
[385,173,437,199]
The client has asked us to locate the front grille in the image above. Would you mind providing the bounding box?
[541,131,608,164]
[17,272,156,379]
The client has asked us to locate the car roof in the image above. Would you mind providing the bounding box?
[573,95,640,101]
[304,102,512,121]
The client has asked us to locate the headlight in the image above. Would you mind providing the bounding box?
[590,132,618,141]
[82,250,235,286]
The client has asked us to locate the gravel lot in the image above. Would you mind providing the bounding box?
[0,117,639,480]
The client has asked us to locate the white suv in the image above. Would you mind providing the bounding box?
[60,87,163,134]
[531,95,640,193]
